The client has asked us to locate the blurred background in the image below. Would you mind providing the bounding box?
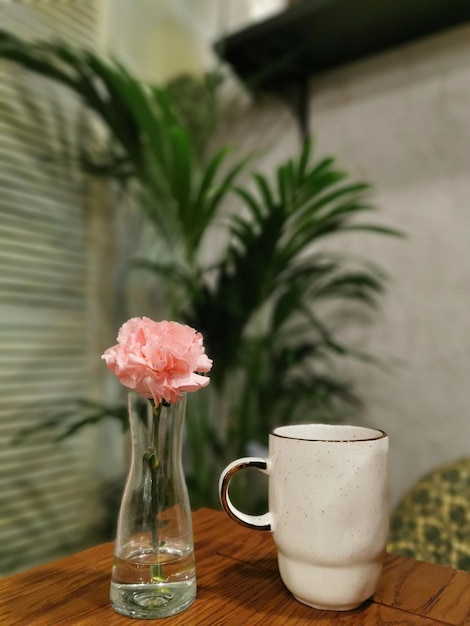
[1,0,470,575]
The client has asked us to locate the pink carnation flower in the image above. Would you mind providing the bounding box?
[102,317,212,406]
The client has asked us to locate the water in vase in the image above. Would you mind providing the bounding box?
[110,543,196,619]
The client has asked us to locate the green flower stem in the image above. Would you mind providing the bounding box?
[142,400,167,583]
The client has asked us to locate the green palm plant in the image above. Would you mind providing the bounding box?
[182,141,395,458]
[0,30,241,262]
[0,29,401,508]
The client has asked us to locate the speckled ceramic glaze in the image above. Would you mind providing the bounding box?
[219,424,389,611]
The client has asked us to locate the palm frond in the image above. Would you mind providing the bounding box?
[13,400,128,444]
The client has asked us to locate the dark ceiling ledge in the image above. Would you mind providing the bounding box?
[214,0,470,138]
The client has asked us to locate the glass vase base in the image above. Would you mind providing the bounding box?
[110,579,196,619]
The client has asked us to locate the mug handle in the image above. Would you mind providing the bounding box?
[219,457,272,531]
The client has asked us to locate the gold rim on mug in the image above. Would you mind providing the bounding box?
[271,423,387,442]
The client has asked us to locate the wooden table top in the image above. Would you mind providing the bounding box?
[1,508,470,625]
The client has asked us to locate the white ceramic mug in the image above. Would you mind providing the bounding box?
[219,424,389,611]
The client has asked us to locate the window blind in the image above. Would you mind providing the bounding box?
[0,0,106,575]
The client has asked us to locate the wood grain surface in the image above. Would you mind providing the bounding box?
[1,508,469,625]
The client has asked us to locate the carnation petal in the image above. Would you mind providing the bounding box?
[177,372,210,392]
[196,353,213,373]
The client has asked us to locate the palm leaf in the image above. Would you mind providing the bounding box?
[168,126,192,217]
[232,186,264,224]
[13,400,128,444]
[253,171,276,212]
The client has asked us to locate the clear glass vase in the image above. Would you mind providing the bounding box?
[110,392,196,619]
